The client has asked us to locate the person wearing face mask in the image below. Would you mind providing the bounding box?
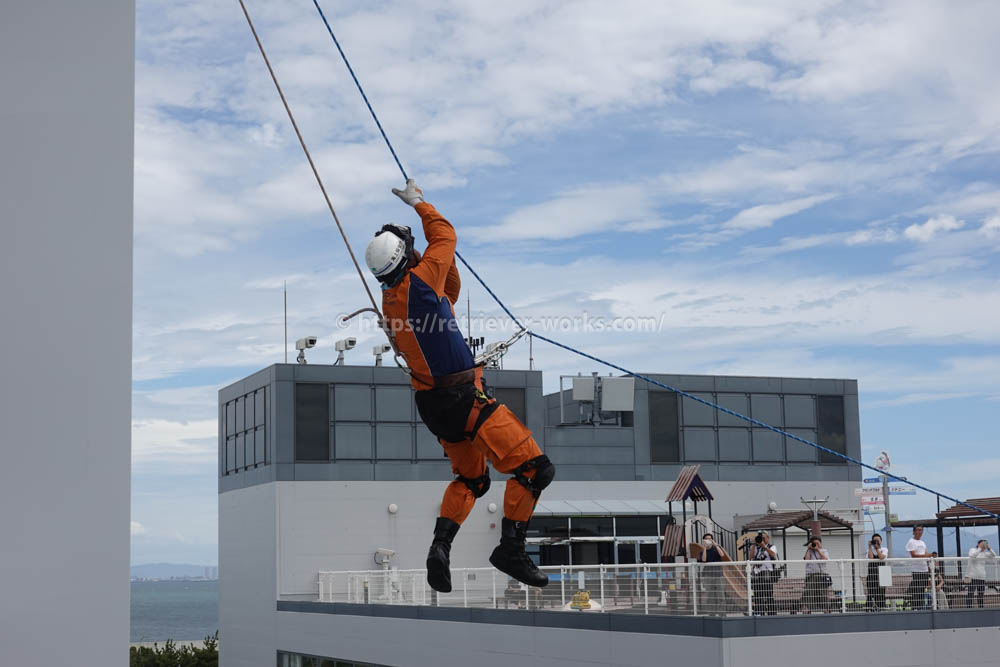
[865,533,888,611]
[698,532,731,614]
[967,539,997,608]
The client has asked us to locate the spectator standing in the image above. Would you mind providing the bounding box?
[750,531,779,615]
[799,535,830,613]
[698,533,730,615]
[865,533,888,611]
[905,526,936,609]
[933,565,950,610]
[967,539,997,608]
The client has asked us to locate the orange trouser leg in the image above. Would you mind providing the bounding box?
[470,404,545,523]
[438,438,487,525]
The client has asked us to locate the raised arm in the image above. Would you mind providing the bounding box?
[391,179,459,297]
[413,201,458,296]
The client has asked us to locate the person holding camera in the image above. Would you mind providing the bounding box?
[905,525,937,609]
[698,532,731,615]
[798,535,831,612]
[750,531,779,615]
[966,539,996,608]
[865,533,888,610]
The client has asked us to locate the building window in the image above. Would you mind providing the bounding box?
[295,383,330,462]
[569,516,613,537]
[277,651,394,667]
[614,516,658,537]
[493,387,526,424]
[817,395,846,464]
[648,391,680,462]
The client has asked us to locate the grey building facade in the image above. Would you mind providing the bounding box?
[218,364,866,666]
[219,365,861,491]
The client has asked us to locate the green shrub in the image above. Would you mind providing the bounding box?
[129,631,218,667]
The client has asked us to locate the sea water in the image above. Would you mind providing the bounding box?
[130,580,218,643]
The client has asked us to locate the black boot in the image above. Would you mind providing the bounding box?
[489,518,548,588]
[426,517,460,593]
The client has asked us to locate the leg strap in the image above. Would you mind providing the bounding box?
[463,390,499,441]
[510,455,555,499]
[456,471,491,498]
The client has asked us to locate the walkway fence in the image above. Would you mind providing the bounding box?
[313,557,999,616]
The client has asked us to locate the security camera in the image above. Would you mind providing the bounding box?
[334,337,357,352]
[295,336,317,365]
[374,547,396,568]
[334,337,357,366]
[372,343,392,366]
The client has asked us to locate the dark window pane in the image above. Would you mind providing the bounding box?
[569,517,613,537]
[493,387,526,424]
[296,383,330,461]
[526,517,568,539]
[620,411,634,427]
[817,395,846,464]
[235,432,244,469]
[617,542,637,564]
[616,517,658,536]
[255,427,266,465]
[539,544,569,566]
[572,541,615,565]
[226,437,236,474]
[236,396,245,432]
[639,543,659,564]
[226,401,235,438]
[648,391,679,462]
[255,388,266,427]
[245,430,254,467]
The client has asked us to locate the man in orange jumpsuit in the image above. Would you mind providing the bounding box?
[364,179,554,593]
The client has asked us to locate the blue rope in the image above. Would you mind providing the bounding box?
[307,2,999,523]
[310,0,409,182]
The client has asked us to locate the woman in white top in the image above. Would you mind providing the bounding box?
[865,533,889,610]
[966,540,997,608]
[800,535,831,612]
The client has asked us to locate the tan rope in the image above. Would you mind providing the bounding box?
[237,0,380,314]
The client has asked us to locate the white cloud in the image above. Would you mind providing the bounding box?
[903,215,964,242]
[981,214,1000,238]
[131,521,146,537]
[132,418,218,464]
[722,194,836,231]
[846,227,899,245]
[468,183,670,241]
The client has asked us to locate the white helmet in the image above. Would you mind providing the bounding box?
[365,224,413,285]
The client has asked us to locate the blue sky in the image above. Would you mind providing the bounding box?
[130,0,1000,565]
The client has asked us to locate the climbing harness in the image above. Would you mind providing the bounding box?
[238,0,1000,522]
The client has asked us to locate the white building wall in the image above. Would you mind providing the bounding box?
[220,484,279,667]
[275,612,1000,667]
[725,627,1000,667]
[0,2,133,665]
[275,479,859,596]
[276,611,721,667]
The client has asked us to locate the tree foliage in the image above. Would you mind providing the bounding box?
[130,631,218,667]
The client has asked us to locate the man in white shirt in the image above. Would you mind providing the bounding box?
[905,525,937,609]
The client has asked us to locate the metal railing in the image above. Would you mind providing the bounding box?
[310,557,1000,616]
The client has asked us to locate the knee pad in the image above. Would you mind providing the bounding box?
[511,455,555,499]
[457,471,491,498]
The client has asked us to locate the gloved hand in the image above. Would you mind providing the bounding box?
[391,178,424,207]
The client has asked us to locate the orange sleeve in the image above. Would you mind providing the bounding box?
[443,259,461,305]
[411,201,457,296]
